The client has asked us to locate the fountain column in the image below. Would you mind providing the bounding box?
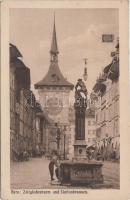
[73,78,87,160]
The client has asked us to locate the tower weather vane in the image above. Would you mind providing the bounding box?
[75,58,88,107]
[84,58,88,65]
[83,58,88,81]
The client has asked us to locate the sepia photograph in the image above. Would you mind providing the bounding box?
[1,0,129,200]
[10,7,120,189]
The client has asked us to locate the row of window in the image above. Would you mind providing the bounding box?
[87,130,96,135]
[88,138,96,143]
[95,82,119,109]
[96,100,119,124]
[87,120,95,126]
[44,86,68,91]
[98,118,119,139]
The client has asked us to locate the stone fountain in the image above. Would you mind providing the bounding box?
[59,79,103,186]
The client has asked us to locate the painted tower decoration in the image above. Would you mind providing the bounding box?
[35,17,73,153]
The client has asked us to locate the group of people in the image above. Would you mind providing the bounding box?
[86,145,120,162]
[13,148,46,161]
[48,154,60,181]
[13,149,30,161]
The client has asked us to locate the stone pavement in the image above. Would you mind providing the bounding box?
[102,161,120,189]
[10,157,120,189]
[11,157,52,189]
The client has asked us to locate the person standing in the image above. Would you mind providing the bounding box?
[54,159,60,181]
[48,155,57,181]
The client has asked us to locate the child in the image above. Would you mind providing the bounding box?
[54,159,60,181]
[48,155,57,181]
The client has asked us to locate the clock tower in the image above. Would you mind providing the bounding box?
[35,16,74,154]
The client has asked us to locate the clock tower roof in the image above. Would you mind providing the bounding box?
[35,15,74,90]
[35,62,74,89]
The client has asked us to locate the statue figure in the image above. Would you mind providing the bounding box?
[74,79,87,140]
[75,79,87,108]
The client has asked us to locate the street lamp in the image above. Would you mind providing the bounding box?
[63,125,67,160]
[55,123,61,155]
[83,58,88,81]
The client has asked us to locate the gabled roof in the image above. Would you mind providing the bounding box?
[10,43,22,61]
[35,62,74,89]
[108,61,119,81]
[93,75,106,96]
[104,63,112,74]
[93,82,106,94]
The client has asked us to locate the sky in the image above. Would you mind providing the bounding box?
[10,8,119,98]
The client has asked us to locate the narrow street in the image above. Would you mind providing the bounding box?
[11,157,120,189]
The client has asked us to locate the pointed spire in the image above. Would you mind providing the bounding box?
[50,13,59,62]
[34,13,74,90]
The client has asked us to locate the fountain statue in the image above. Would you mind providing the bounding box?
[59,75,103,186]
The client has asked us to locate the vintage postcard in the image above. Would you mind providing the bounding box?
[1,0,130,199]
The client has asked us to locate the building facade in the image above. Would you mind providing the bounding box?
[91,40,120,161]
[85,109,96,147]
[10,44,47,161]
[35,18,74,157]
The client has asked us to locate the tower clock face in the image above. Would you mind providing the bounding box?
[45,95,63,116]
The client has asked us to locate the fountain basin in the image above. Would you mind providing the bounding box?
[59,160,103,186]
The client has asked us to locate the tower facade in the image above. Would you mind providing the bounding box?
[35,18,74,155]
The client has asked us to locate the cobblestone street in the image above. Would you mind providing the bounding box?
[11,157,120,189]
